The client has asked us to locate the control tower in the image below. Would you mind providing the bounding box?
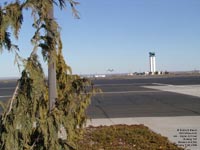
[149,52,156,74]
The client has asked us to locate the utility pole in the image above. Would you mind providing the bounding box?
[48,3,57,112]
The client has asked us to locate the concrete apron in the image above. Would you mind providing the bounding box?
[87,116,200,150]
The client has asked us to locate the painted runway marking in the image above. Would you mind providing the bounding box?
[95,83,153,87]
[0,95,12,98]
[97,90,160,94]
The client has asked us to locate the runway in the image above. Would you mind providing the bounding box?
[87,76,200,119]
[0,80,16,102]
[1,76,200,149]
[1,76,200,118]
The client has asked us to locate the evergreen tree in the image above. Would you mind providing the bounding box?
[0,0,95,149]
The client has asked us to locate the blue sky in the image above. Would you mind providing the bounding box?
[0,0,200,77]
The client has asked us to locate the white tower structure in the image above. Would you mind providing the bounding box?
[149,52,156,74]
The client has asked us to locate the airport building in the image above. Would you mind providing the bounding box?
[149,52,156,74]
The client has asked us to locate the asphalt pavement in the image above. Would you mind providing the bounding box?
[1,76,200,118]
[87,76,200,118]
[1,76,200,149]
[0,79,16,102]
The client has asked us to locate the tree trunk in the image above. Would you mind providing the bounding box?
[48,4,57,112]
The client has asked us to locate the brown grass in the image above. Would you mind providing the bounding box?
[76,125,184,150]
